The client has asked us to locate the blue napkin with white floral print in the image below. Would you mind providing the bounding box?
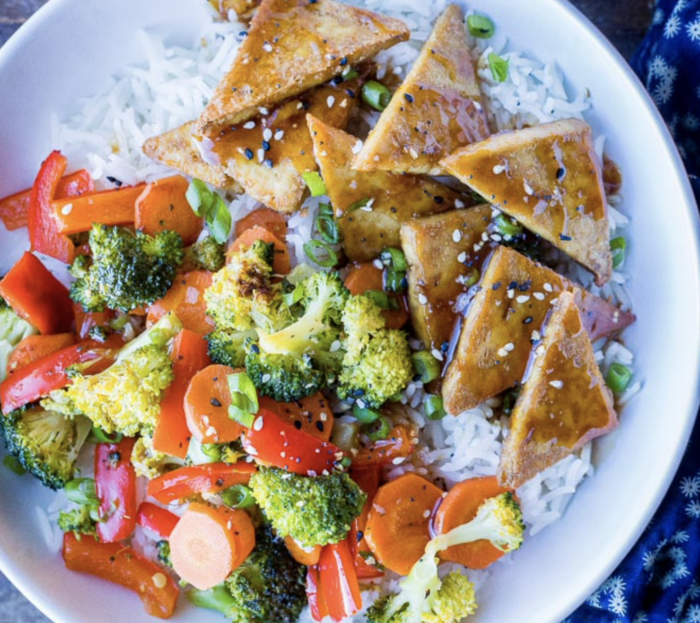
[568,2,700,622]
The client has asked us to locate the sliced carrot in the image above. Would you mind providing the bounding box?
[433,476,514,569]
[170,502,255,590]
[135,175,203,245]
[353,425,414,467]
[350,466,384,579]
[147,271,215,336]
[344,263,409,330]
[73,302,116,340]
[364,473,443,576]
[258,393,334,442]
[6,333,76,377]
[227,225,291,275]
[285,536,322,566]
[153,329,211,459]
[51,184,146,234]
[184,364,245,444]
[235,207,288,240]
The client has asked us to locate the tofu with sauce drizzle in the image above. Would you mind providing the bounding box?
[307,114,471,262]
[400,206,493,353]
[442,245,635,415]
[354,4,490,176]
[498,291,617,489]
[441,118,613,285]
[196,0,409,135]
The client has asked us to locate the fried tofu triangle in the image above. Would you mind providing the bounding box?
[196,0,409,135]
[355,4,489,175]
[143,123,242,194]
[498,291,617,489]
[442,246,634,415]
[307,114,470,262]
[441,118,612,286]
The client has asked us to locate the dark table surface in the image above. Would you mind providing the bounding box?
[0,0,653,621]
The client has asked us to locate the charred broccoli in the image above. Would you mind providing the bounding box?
[58,505,97,538]
[206,329,258,368]
[131,433,183,479]
[182,237,226,272]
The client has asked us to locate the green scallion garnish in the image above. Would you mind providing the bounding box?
[304,240,338,268]
[488,53,509,83]
[352,404,381,424]
[412,351,441,384]
[91,426,124,444]
[227,372,259,428]
[610,236,626,269]
[302,171,327,197]
[467,14,495,38]
[362,80,392,112]
[494,213,523,238]
[425,395,447,420]
[221,484,256,509]
[606,363,633,394]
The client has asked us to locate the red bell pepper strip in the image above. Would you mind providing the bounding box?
[353,425,414,467]
[72,302,116,340]
[52,183,146,235]
[63,532,180,619]
[318,539,363,622]
[306,566,330,622]
[152,329,211,459]
[28,150,76,263]
[147,462,256,504]
[95,436,138,543]
[242,408,344,476]
[136,502,180,539]
[0,339,117,415]
[349,466,385,579]
[0,252,74,335]
[0,169,94,231]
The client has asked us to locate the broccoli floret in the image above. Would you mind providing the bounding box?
[338,329,413,408]
[188,525,306,623]
[0,406,92,490]
[157,539,173,568]
[0,302,38,382]
[207,329,258,368]
[370,493,524,623]
[182,237,226,272]
[69,224,184,313]
[341,294,386,362]
[244,348,325,402]
[131,434,183,479]
[58,505,97,538]
[205,241,290,333]
[41,314,182,437]
[249,467,365,548]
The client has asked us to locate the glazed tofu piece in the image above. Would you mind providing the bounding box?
[196,0,409,135]
[307,114,469,262]
[212,76,364,213]
[400,206,493,352]
[498,291,617,489]
[442,245,634,415]
[441,119,612,285]
[354,4,489,176]
[142,122,242,194]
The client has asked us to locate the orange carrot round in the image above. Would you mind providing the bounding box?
[147,271,215,336]
[184,364,245,444]
[135,175,204,245]
[6,333,75,376]
[235,207,288,240]
[169,503,255,590]
[228,225,291,275]
[258,393,334,442]
[364,473,443,575]
[344,262,409,330]
[433,476,514,569]
[284,535,322,566]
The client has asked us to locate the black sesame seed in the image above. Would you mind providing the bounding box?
[434,196,444,204]
[210,398,222,407]
[106,176,123,187]
[518,280,532,292]
[262,140,271,151]
[331,76,343,86]
[404,93,415,103]
[294,420,302,430]
[345,88,356,98]
[244,148,254,160]
[560,234,572,241]
[508,281,518,290]
[492,281,502,291]
[340,57,348,66]
[316,421,325,432]
[302,100,311,110]
[441,341,449,353]
[523,316,533,324]
[264,159,274,169]
[556,167,566,179]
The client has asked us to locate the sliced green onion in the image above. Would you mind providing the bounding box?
[92,426,123,444]
[65,478,99,507]
[3,455,25,475]
[464,268,480,288]
[185,179,212,217]
[304,240,338,268]
[362,80,392,111]
[201,444,223,461]
[302,171,327,197]
[606,364,632,394]
[364,415,391,442]
[207,194,233,244]
[339,456,352,469]
[494,213,522,238]
[488,53,509,83]
[346,198,371,213]
[425,395,447,420]
[342,66,359,81]
[221,484,256,509]
[352,404,381,424]
[467,14,495,38]
[364,289,392,310]
[331,422,360,453]
[316,214,340,244]
[611,237,626,269]
[380,247,408,272]
[412,351,441,384]
[384,270,407,293]
[227,372,259,428]
[319,202,334,217]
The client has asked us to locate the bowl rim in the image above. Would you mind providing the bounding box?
[0,1,699,622]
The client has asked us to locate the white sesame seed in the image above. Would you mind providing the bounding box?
[431,348,444,362]
[422,509,431,518]
[535,344,546,357]
[493,164,506,175]
[543,282,553,292]
[393,457,406,465]
[274,130,284,141]
[61,203,73,215]
[533,292,545,301]
[549,380,564,389]
[453,229,463,243]
[205,426,217,438]
[481,232,490,242]
[297,102,304,109]
[352,140,363,155]
[257,149,264,163]
[243,121,256,130]
[327,96,336,108]
[418,293,428,305]
[263,128,273,141]
[263,43,273,52]
[253,417,264,431]
[152,573,167,589]
[524,181,534,195]
[360,205,373,212]
[280,451,286,458]
[319,412,328,422]
[259,107,269,116]
[373,259,384,270]
[507,289,515,299]
[497,347,509,357]
[330,340,341,352]
[455,199,465,209]
[262,373,271,382]
[490,233,503,242]
[504,342,515,351]
[531,330,541,341]
[516,295,530,304]
[409,148,419,159]
[457,252,467,263]
[340,99,348,108]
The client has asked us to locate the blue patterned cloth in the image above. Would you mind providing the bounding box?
[568,2,700,622]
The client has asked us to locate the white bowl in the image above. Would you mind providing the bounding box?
[0,1,699,622]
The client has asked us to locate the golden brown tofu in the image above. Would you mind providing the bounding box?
[441,119,612,285]
[212,77,364,213]
[307,114,469,262]
[354,4,489,176]
[442,246,634,415]
[196,0,409,135]
[400,206,493,352]
[142,122,242,194]
[498,291,617,489]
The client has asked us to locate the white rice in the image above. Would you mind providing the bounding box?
[39,0,640,619]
